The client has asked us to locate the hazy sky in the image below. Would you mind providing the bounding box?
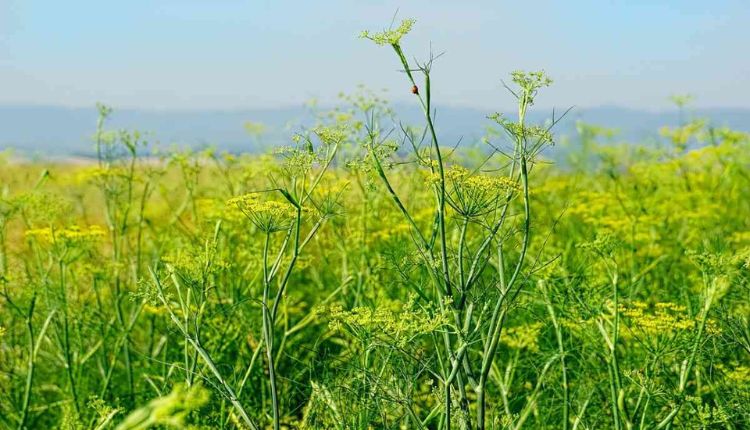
[1,0,748,110]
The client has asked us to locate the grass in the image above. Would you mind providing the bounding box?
[1,19,749,430]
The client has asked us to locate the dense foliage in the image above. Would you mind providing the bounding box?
[1,20,749,430]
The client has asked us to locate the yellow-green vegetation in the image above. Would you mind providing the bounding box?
[1,20,749,430]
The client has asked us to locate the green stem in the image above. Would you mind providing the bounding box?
[542,281,569,430]
[58,259,80,415]
[262,233,280,430]
[18,296,36,430]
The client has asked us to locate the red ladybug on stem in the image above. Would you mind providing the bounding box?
[411,85,419,95]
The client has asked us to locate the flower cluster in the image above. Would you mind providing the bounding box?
[659,119,707,151]
[725,365,750,387]
[227,194,297,233]
[313,125,349,147]
[195,198,243,223]
[328,303,445,347]
[510,70,553,94]
[619,301,695,336]
[310,178,349,218]
[162,250,230,283]
[501,322,544,352]
[75,165,129,185]
[360,19,416,46]
[488,113,554,144]
[430,166,519,217]
[371,222,411,242]
[25,225,106,244]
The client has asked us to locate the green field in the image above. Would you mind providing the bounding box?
[1,20,749,430]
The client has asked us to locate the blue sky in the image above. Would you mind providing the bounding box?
[1,0,748,110]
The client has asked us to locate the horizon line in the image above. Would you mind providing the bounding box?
[2,101,750,115]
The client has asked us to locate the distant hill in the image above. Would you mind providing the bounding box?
[1,104,749,158]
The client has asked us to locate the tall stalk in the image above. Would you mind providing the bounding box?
[477,82,535,429]
[541,280,569,430]
[361,20,557,430]
[261,232,280,430]
[57,258,80,415]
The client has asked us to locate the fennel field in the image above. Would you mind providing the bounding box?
[1,20,750,430]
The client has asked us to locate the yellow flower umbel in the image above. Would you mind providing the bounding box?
[501,322,544,352]
[328,302,446,347]
[360,19,415,46]
[431,166,520,217]
[25,225,106,245]
[196,198,244,223]
[725,366,750,387]
[227,194,296,233]
[619,301,697,338]
[75,165,130,185]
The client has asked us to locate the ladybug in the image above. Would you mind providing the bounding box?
[411,85,419,95]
